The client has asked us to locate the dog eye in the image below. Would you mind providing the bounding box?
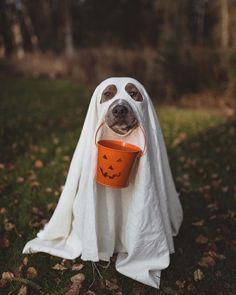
[129,91,138,98]
[125,83,143,102]
[100,84,117,103]
[104,92,111,97]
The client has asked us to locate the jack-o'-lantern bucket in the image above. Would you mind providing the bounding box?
[95,123,146,188]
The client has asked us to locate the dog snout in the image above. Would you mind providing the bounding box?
[112,105,128,118]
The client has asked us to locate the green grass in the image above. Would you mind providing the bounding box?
[0,78,235,294]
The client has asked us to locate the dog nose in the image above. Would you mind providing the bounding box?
[112,105,128,118]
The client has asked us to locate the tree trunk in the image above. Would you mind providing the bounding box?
[221,0,229,49]
[21,2,39,52]
[64,0,74,57]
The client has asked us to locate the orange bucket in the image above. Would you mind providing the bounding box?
[95,123,146,188]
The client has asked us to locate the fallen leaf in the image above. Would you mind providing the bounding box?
[29,181,40,188]
[47,203,55,211]
[4,222,15,232]
[0,278,7,287]
[198,255,215,268]
[23,257,28,266]
[52,263,67,271]
[132,285,143,295]
[27,267,38,279]
[0,237,10,248]
[45,188,53,194]
[72,264,84,271]
[172,132,187,146]
[34,160,43,169]
[195,234,208,244]
[0,208,7,214]
[31,207,43,216]
[187,284,195,291]
[193,269,204,281]
[18,285,27,295]
[104,279,119,291]
[16,177,25,184]
[2,272,14,281]
[70,273,85,286]
[162,287,175,295]
[65,283,80,295]
[192,220,204,226]
[176,280,185,288]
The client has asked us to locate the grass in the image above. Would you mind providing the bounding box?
[0,78,235,295]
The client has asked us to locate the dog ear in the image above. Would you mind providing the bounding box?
[125,83,143,102]
[100,84,117,103]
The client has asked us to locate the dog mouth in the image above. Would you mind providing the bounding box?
[105,100,139,135]
[100,168,121,179]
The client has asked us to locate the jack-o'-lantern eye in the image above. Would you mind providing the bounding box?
[103,155,108,160]
[117,158,122,162]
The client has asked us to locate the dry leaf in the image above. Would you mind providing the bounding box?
[27,267,38,279]
[0,237,10,248]
[162,287,175,295]
[192,220,204,226]
[0,208,7,214]
[198,255,215,268]
[172,132,187,146]
[176,280,185,288]
[72,264,84,271]
[47,203,55,211]
[23,257,28,266]
[187,284,195,291]
[193,269,204,281]
[16,177,25,184]
[2,272,14,281]
[45,188,53,194]
[4,222,15,232]
[65,283,80,295]
[195,234,208,244]
[0,278,7,288]
[29,181,40,188]
[18,285,27,295]
[52,263,67,271]
[34,160,43,169]
[104,279,119,291]
[132,286,143,295]
[70,273,85,286]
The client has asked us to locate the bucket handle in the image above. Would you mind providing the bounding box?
[94,122,147,157]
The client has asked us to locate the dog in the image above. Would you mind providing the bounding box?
[101,83,143,135]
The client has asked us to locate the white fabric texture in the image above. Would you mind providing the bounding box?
[23,77,183,288]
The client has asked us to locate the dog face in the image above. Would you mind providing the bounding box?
[100,83,143,135]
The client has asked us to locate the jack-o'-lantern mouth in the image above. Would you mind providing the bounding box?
[100,167,121,179]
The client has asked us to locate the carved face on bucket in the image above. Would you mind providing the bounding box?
[100,83,143,135]
[100,154,123,179]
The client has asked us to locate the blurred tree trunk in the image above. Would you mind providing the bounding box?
[21,1,39,52]
[0,0,13,57]
[221,0,229,49]
[0,33,5,58]
[195,0,206,46]
[63,0,74,57]
[11,3,24,59]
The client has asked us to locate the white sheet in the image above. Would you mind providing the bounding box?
[23,77,183,288]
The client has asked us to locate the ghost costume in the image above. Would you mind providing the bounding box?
[23,77,183,288]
